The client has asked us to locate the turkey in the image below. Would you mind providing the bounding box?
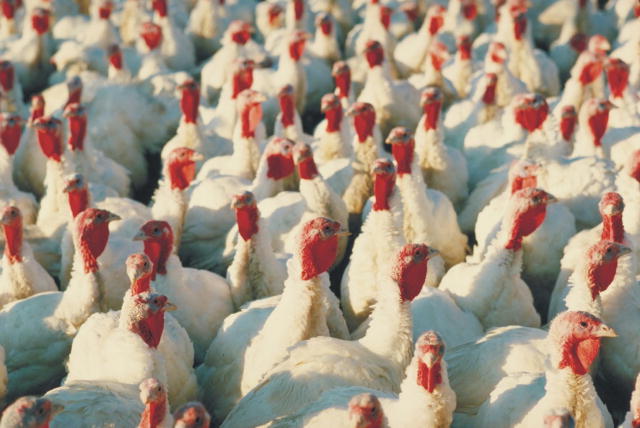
[620,374,640,428]
[0,60,25,115]
[222,243,437,428]
[196,217,349,424]
[604,58,640,128]
[440,187,557,329]
[0,206,56,309]
[266,331,456,428]
[0,396,63,427]
[173,401,211,428]
[0,208,119,401]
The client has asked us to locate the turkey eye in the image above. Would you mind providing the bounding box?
[195,417,201,423]
[580,321,587,327]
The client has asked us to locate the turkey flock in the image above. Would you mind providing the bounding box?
[0,0,638,426]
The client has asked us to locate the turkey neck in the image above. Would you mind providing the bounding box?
[396,158,436,246]
[138,396,169,428]
[228,216,283,308]
[38,159,69,229]
[231,120,261,181]
[241,266,330,394]
[358,273,414,382]
[151,181,188,253]
[415,118,447,171]
[57,249,104,327]
[277,49,306,114]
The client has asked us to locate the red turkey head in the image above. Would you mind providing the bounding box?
[347,102,376,143]
[231,58,255,99]
[34,116,63,162]
[348,394,384,428]
[549,311,616,375]
[462,0,478,20]
[178,79,200,124]
[588,34,610,56]
[605,58,629,98]
[316,12,333,36]
[458,35,472,61]
[504,187,557,251]
[288,30,308,62]
[426,4,446,35]
[481,73,498,105]
[30,94,45,121]
[364,39,384,68]
[488,42,507,65]
[508,159,539,194]
[293,142,319,180]
[560,105,577,143]
[231,191,259,241]
[0,113,21,156]
[278,84,296,128]
[428,41,449,71]
[138,378,168,428]
[267,3,283,28]
[167,147,202,191]
[415,330,446,393]
[31,8,50,35]
[63,102,87,152]
[0,60,14,91]
[400,2,419,24]
[129,293,176,349]
[511,8,527,41]
[372,158,396,211]
[126,253,154,295]
[1,205,22,264]
[387,126,415,176]
[173,403,211,428]
[236,89,266,139]
[65,75,83,107]
[74,208,120,273]
[1,0,15,20]
[598,192,625,243]
[63,173,89,219]
[134,220,174,278]
[98,0,113,19]
[298,217,346,280]
[0,397,63,428]
[421,86,443,131]
[583,240,631,300]
[581,98,615,147]
[140,22,162,51]
[332,61,351,99]
[569,33,588,53]
[378,5,392,30]
[513,93,549,133]
[392,243,437,301]
[292,0,304,22]
[321,93,343,133]
[151,0,167,18]
[265,137,295,180]
[107,44,123,70]
[229,20,252,45]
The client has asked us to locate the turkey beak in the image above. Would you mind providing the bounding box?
[545,193,558,204]
[422,350,440,368]
[253,93,268,103]
[345,106,357,117]
[594,323,617,338]
[426,247,439,259]
[618,245,632,257]
[133,230,147,241]
[106,212,121,222]
[336,228,351,237]
[164,301,178,312]
[191,152,204,162]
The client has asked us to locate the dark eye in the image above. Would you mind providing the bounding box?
[195,417,201,423]
[38,407,45,415]
[157,386,161,392]
[606,247,613,253]
[580,321,587,327]
[97,213,104,219]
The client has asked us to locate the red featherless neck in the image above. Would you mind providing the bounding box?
[587,102,612,147]
[288,36,306,61]
[75,209,113,274]
[0,115,21,156]
[139,395,167,428]
[141,22,162,51]
[391,244,430,302]
[318,14,332,35]
[560,106,577,142]
[324,103,342,133]
[236,204,259,241]
[629,151,640,183]
[458,36,472,60]
[152,0,167,18]
[1,0,14,19]
[98,2,112,19]
[108,46,123,70]
[35,117,63,162]
[559,335,600,375]
[427,8,445,34]
[268,5,282,26]
[297,155,319,180]
[298,218,341,280]
[462,0,478,20]
[278,88,296,128]
[167,148,197,191]
[266,150,295,180]
[31,9,49,35]
[372,161,395,211]
[391,138,415,176]
[504,189,553,251]
[232,66,253,99]
[352,106,376,143]
[606,58,629,98]
[293,0,304,21]
[333,63,351,99]
[513,11,527,41]
[30,95,45,121]
[0,61,14,91]
[417,360,442,393]
[599,193,625,243]
[131,274,151,295]
[127,254,153,295]
[67,110,87,152]
[2,208,22,264]
[579,59,603,86]
[509,173,537,194]
[139,221,173,278]
[514,95,549,133]
[239,100,262,139]
[585,241,628,300]
[364,41,384,68]
[68,187,89,219]
[180,82,199,124]
[379,6,391,29]
[429,43,447,71]
[482,74,498,105]
[231,28,251,45]
[415,333,445,393]
[422,91,442,131]
[130,295,169,349]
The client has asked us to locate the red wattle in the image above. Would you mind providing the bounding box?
[396,259,427,301]
[0,122,20,155]
[560,114,577,142]
[232,70,253,99]
[334,72,351,98]
[325,107,342,133]
[279,95,295,128]
[0,63,14,91]
[373,175,394,211]
[505,204,547,251]
[68,189,89,218]
[152,0,167,17]
[131,276,151,295]
[422,102,441,131]
[293,0,303,21]
[353,110,375,142]
[417,361,442,393]
[300,235,338,280]
[266,154,295,180]
[606,63,629,98]
[365,47,384,68]
[289,40,305,61]
[31,11,49,35]
[392,142,414,175]
[67,116,87,151]
[298,157,319,179]
[37,129,62,162]
[579,61,603,85]
[231,30,250,45]
[168,161,195,191]
[109,51,123,70]
[558,337,600,375]
[588,110,609,147]
[181,89,199,124]
[236,205,259,241]
[3,223,22,264]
